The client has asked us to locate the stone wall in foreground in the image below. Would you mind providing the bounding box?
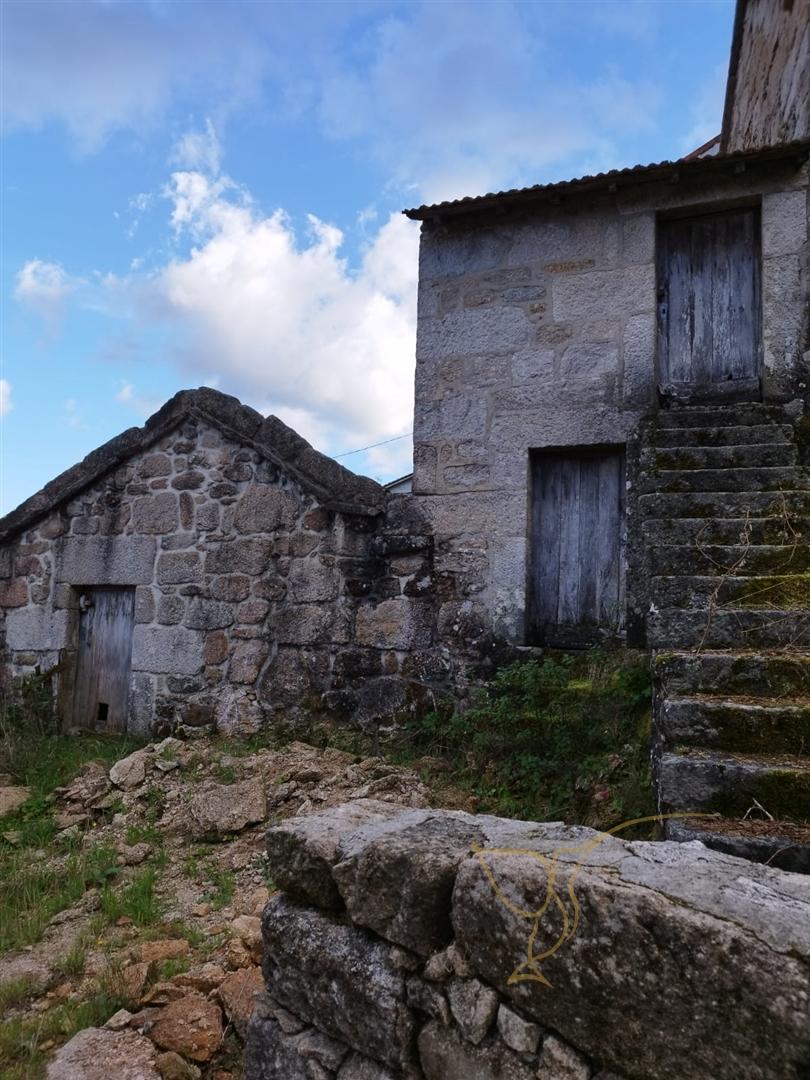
[245,801,810,1080]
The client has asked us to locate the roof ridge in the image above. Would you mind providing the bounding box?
[0,387,385,544]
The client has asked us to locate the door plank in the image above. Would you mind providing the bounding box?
[72,588,135,731]
[658,208,761,400]
[557,458,581,626]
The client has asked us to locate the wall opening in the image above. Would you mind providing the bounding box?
[71,587,135,732]
[527,447,626,647]
[656,204,762,402]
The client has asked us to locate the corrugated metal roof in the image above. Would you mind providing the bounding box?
[402,140,809,221]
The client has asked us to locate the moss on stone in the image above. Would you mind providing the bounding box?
[710,769,810,822]
[725,574,810,609]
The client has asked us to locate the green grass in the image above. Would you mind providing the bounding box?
[0,984,126,1079]
[203,864,236,910]
[100,867,163,927]
[53,939,88,981]
[0,977,39,1013]
[401,648,656,834]
[0,844,119,952]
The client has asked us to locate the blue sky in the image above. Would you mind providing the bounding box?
[1,0,735,514]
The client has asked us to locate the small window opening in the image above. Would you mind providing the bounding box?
[97,702,109,727]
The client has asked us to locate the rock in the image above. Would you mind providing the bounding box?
[104,1009,134,1031]
[265,799,404,910]
[46,1027,161,1079]
[333,810,484,956]
[219,936,253,969]
[0,784,30,815]
[405,977,451,1025]
[537,1035,592,1079]
[187,779,266,839]
[54,810,89,829]
[0,952,52,994]
[295,1028,348,1071]
[155,1050,202,1079]
[109,750,151,790]
[116,842,152,866]
[120,963,152,1002]
[423,942,472,982]
[171,963,228,993]
[217,965,264,1037]
[261,893,416,1070]
[230,914,262,954]
[337,1054,399,1079]
[446,978,498,1045]
[148,993,224,1063]
[243,1015,311,1080]
[452,823,810,1080]
[138,940,190,965]
[497,1004,542,1056]
[417,1020,536,1080]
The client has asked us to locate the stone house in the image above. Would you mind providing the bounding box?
[1,0,808,866]
[0,391,440,737]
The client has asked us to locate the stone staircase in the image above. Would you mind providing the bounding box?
[638,402,810,873]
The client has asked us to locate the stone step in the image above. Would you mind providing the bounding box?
[647,544,810,577]
[654,404,789,429]
[638,466,810,495]
[646,444,796,471]
[657,749,810,820]
[642,516,810,546]
[665,816,810,874]
[651,574,810,610]
[653,650,810,698]
[648,424,795,448]
[638,489,810,521]
[647,609,810,649]
[658,696,810,757]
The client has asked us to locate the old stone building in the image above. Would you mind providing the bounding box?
[1,0,808,868]
[0,391,443,738]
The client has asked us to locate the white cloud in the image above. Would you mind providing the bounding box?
[1,2,267,152]
[170,119,222,175]
[116,381,134,404]
[13,260,78,330]
[0,380,11,417]
[149,170,419,451]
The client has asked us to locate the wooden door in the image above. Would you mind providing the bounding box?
[72,588,135,731]
[657,207,761,401]
[529,449,625,647]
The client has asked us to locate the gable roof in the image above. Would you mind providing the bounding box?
[403,140,809,223]
[0,388,386,545]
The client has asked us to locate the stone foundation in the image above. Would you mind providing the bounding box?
[246,802,810,1080]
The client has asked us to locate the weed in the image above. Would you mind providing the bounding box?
[203,864,236,910]
[402,648,655,833]
[100,867,163,927]
[0,844,118,951]
[53,940,88,980]
[0,982,127,1078]
[0,977,39,1013]
[213,760,237,784]
[156,956,191,981]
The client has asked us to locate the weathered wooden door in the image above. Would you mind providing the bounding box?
[529,449,625,646]
[72,588,135,731]
[657,207,761,401]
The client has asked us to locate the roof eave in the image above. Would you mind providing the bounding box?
[403,139,809,224]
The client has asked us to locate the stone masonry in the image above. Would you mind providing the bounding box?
[245,801,810,1080]
[406,149,809,645]
[0,390,446,736]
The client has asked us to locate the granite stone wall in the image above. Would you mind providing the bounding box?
[246,801,810,1080]
[411,161,809,645]
[0,403,448,736]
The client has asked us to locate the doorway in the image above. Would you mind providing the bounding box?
[657,206,761,401]
[528,448,626,647]
[72,587,135,731]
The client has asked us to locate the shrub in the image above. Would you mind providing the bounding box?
[408,648,654,831]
